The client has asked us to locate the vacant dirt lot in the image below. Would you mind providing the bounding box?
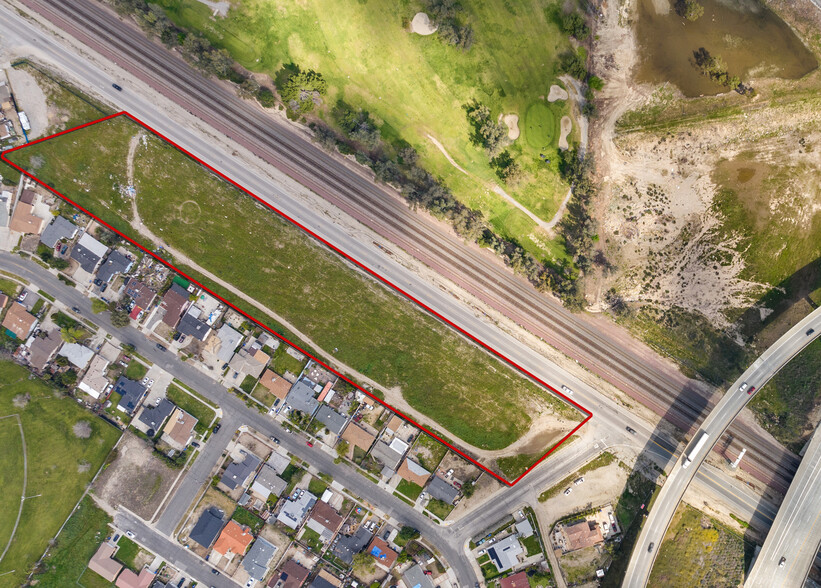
[94,431,178,519]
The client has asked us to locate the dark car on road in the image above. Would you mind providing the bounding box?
[156,343,167,351]
[626,426,637,435]
[213,423,221,433]
[648,542,655,552]
[112,83,122,91]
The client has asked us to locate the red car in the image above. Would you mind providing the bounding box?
[306,441,313,448]
[747,386,756,395]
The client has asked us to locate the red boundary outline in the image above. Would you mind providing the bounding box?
[2,112,592,486]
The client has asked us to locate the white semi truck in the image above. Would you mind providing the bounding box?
[682,431,710,469]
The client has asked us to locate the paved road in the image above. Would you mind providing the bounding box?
[10,0,802,492]
[745,422,821,587]
[2,252,788,586]
[623,308,821,587]
[115,509,240,588]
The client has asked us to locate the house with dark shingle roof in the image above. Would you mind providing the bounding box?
[137,398,174,434]
[189,506,225,549]
[70,232,108,273]
[114,376,147,415]
[26,330,62,371]
[315,405,347,435]
[242,537,277,582]
[268,559,310,588]
[97,250,133,283]
[177,311,211,341]
[220,450,261,490]
[124,278,157,310]
[284,379,319,416]
[426,476,460,504]
[40,215,77,248]
[331,526,372,565]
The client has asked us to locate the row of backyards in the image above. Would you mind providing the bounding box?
[7,115,582,454]
[0,360,120,586]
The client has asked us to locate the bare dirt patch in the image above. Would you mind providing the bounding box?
[73,420,92,439]
[501,113,520,140]
[12,394,29,408]
[94,431,179,519]
[558,116,572,150]
[410,12,438,35]
[548,84,569,102]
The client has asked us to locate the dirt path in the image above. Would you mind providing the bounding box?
[426,134,553,231]
[126,136,573,460]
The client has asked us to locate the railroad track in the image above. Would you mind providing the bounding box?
[18,0,800,491]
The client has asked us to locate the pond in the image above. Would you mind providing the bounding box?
[635,0,817,96]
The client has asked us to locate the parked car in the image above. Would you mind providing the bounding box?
[574,477,585,485]
[125,530,135,538]
[212,423,221,433]
[156,343,167,351]
[564,488,572,496]
[71,306,81,313]
[148,379,154,388]
[191,441,200,449]
[18,291,27,302]
[306,441,313,448]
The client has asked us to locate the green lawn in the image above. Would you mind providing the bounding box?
[165,383,216,434]
[29,496,112,587]
[496,450,547,480]
[0,417,25,554]
[124,361,148,382]
[6,115,581,455]
[270,344,308,376]
[232,507,265,534]
[521,533,542,557]
[150,0,575,260]
[307,476,328,497]
[114,536,140,569]
[251,382,277,407]
[425,499,455,521]
[396,479,423,501]
[301,527,324,553]
[413,433,448,471]
[0,361,120,586]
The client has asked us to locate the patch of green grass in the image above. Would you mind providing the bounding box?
[114,536,140,570]
[522,533,542,557]
[413,433,448,471]
[150,0,575,256]
[270,344,308,377]
[124,361,148,382]
[250,382,277,407]
[0,361,120,586]
[8,116,583,453]
[394,492,415,506]
[0,417,24,552]
[425,499,455,521]
[239,374,257,394]
[307,476,328,496]
[0,276,21,297]
[527,568,554,588]
[649,504,752,588]
[524,102,557,150]
[165,383,216,434]
[496,450,546,480]
[477,553,490,565]
[729,513,749,529]
[231,506,265,534]
[481,561,501,580]
[281,463,305,495]
[539,451,616,502]
[750,339,821,452]
[396,479,423,501]
[29,496,112,587]
[301,527,324,553]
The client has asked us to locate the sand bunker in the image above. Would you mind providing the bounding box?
[547,84,569,102]
[558,116,572,150]
[410,12,438,35]
[501,113,520,140]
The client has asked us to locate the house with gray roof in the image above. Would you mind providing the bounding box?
[114,376,147,415]
[220,450,261,490]
[285,378,319,416]
[370,440,403,471]
[189,506,225,549]
[332,526,372,564]
[515,518,534,538]
[177,311,211,341]
[216,324,242,363]
[277,491,316,529]
[426,476,460,504]
[242,537,277,582]
[97,250,133,283]
[137,399,175,434]
[487,534,523,573]
[250,464,287,501]
[58,343,95,369]
[40,215,77,248]
[403,564,435,588]
[315,405,347,435]
[267,451,291,475]
[70,231,108,273]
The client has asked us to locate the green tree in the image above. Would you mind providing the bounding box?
[278,65,327,115]
[398,526,420,542]
[353,552,376,575]
[560,12,590,39]
[91,299,109,314]
[110,310,131,328]
[335,440,349,458]
[676,0,704,20]
[60,327,86,344]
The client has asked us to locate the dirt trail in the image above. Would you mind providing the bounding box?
[426,134,553,231]
[125,134,575,461]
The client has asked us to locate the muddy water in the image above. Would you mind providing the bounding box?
[636,0,817,96]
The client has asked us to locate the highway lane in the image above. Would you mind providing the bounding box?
[745,423,821,587]
[623,308,821,587]
[12,0,804,491]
